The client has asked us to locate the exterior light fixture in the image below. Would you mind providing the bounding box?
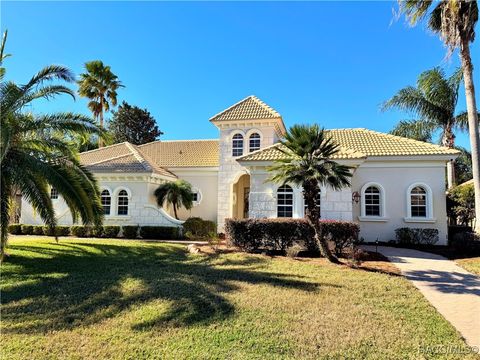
[352,191,361,204]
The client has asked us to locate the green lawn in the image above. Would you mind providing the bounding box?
[456,257,480,276]
[1,238,477,360]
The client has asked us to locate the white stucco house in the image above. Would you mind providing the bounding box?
[21,95,459,244]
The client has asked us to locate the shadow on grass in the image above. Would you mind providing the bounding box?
[2,241,327,334]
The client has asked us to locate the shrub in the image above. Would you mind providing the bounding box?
[71,225,90,237]
[183,217,216,239]
[450,231,480,253]
[91,226,104,238]
[32,226,44,235]
[140,226,179,240]
[103,226,120,238]
[21,225,33,235]
[122,225,139,239]
[225,218,359,255]
[286,243,304,258]
[43,226,70,236]
[395,227,439,246]
[8,224,22,235]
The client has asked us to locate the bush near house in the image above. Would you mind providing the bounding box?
[394,228,439,246]
[71,225,91,238]
[32,226,44,235]
[225,218,359,255]
[43,226,71,236]
[103,226,121,238]
[122,225,139,239]
[20,225,33,235]
[140,226,180,240]
[183,217,216,240]
[7,224,22,235]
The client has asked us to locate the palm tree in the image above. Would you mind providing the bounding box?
[267,124,352,263]
[77,60,123,147]
[154,180,194,219]
[1,62,105,261]
[396,0,480,232]
[383,67,470,188]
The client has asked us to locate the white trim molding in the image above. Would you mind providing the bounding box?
[405,182,435,223]
[359,182,387,220]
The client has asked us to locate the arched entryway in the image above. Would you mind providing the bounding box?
[232,173,250,219]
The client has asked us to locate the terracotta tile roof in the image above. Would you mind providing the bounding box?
[78,142,177,178]
[209,95,281,122]
[138,139,219,167]
[238,143,366,161]
[238,128,459,161]
[327,128,460,157]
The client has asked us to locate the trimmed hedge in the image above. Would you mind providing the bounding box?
[21,225,33,235]
[43,226,71,236]
[32,226,44,235]
[395,227,439,246]
[8,224,22,235]
[122,225,139,239]
[225,218,359,255]
[183,217,216,239]
[71,225,90,238]
[103,226,121,238]
[140,226,179,240]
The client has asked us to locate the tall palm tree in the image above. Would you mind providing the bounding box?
[383,67,470,188]
[154,180,194,219]
[397,0,480,232]
[1,63,105,261]
[77,60,123,147]
[267,124,352,263]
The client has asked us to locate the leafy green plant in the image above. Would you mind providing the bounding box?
[20,225,33,235]
[32,226,44,235]
[448,183,475,226]
[154,180,194,219]
[7,224,21,235]
[122,226,139,239]
[103,226,120,238]
[71,226,90,238]
[183,217,216,239]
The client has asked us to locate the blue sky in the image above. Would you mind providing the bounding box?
[2,1,479,149]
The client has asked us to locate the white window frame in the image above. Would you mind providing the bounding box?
[50,187,59,200]
[277,184,294,218]
[113,187,132,216]
[248,132,261,153]
[358,182,388,222]
[191,187,202,207]
[405,182,435,223]
[232,133,244,157]
[101,189,112,215]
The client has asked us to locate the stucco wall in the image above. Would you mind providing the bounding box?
[216,124,281,231]
[351,160,448,245]
[20,175,182,228]
[161,167,219,223]
[248,168,353,221]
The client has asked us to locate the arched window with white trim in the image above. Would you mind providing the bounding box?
[360,182,386,219]
[249,133,261,152]
[232,134,244,157]
[410,186,427,217]
[117,190,129,215]
[405,183,434,221]
[101,189,111,215]
[277,185,293,218]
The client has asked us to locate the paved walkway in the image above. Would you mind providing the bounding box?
[363,245,480,348]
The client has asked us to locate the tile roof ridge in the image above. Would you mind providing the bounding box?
[125,142,152,171]
[237,142,283,160]
[87,152,135,166]
[79,141,129,155]
[249,95,281,118]
[209,95,254,121]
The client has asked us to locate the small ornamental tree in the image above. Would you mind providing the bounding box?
[154,180,194,219]
[267,124,352,263]
[109,101,163,145]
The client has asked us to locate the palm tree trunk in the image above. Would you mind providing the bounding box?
[173,203,178,219]
[460,38,480,233]
[98,97,104,148]
[444,129,456,189]
[0,179,11,262]
[303,181,339,263]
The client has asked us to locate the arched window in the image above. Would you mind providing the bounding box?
[410,186,427,218]
[232,134,244,157]
[117,190,129,215]
[364,186,381,216]
[50,187,58,200]
[277,185,293,218]
[360,183,386,219]
[249,133,261,152]
[101,190,111,215]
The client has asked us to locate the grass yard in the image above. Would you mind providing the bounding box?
[456,257,480,276]
[1,238,477,360]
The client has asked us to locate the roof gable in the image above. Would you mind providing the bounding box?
[209,95,281,122]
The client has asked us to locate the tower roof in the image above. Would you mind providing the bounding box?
[209,95,281,122]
